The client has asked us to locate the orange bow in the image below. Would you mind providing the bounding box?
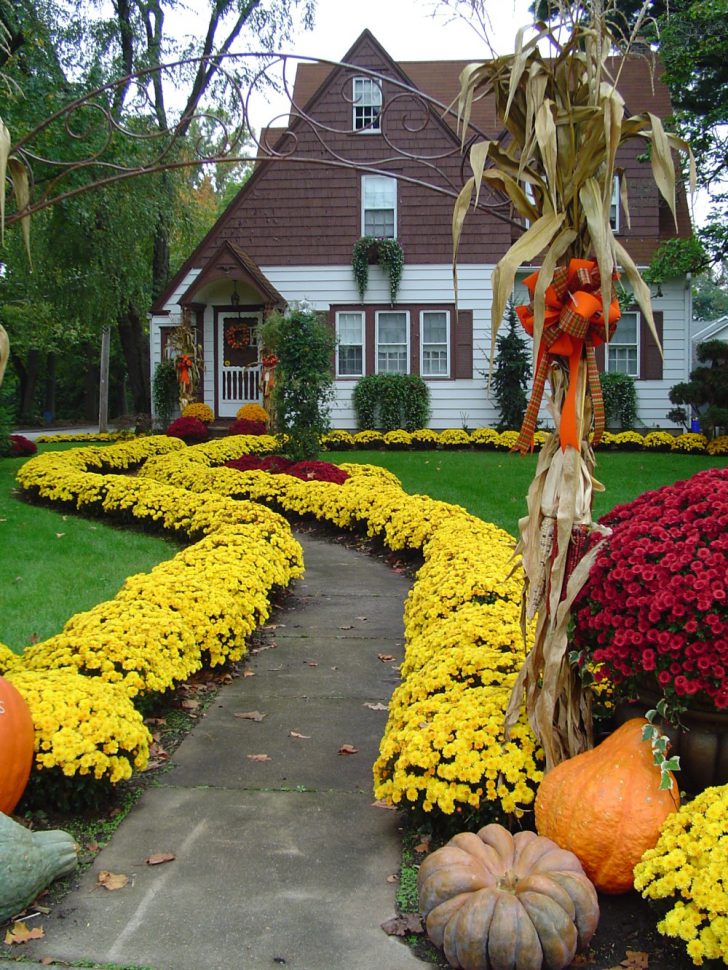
[514,258,620,454]
[177,354,192,389]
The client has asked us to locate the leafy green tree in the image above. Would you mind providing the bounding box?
[1,0,315,415]
[669,339,728,438]
[692,264,728,322]
[260,305,335,461]
[491,300,531,431]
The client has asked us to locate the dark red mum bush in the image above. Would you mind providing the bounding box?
[573,467,728,710]
[285,460,350,484]
[9,434,38,457]
[224,456,266,473]
[166,416,209,443]
[224,455,348,484]
[227,418,267,436]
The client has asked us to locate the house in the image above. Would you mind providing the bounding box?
[692,315,728,367]
[149,30,693,430]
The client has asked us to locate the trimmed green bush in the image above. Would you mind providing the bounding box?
[600,372,637,429]
[352,374,430,432]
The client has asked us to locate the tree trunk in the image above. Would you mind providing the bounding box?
[17,348,41,421]
[81,342,99,421]
[117,305,150,413]
[43,352,56,423]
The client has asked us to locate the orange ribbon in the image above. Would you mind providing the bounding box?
[514,258,620,455]
[177,354,192,389]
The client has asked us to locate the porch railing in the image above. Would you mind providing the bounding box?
[222,364,261,403]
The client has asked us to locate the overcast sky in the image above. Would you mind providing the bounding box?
[244,0,533,129]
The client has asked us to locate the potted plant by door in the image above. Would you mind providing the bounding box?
[352,236,404,304]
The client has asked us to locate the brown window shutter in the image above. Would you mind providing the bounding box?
[327,309,337,373]
[640,310,663,381]
[594,343,605,372]
[365,311,376,375]
[410,313,420,375]
[454,310,473,379]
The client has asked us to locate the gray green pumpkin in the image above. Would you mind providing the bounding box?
[0,812,78,924]
[417,823,599,970]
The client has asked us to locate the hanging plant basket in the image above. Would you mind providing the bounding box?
[352,236,404,304]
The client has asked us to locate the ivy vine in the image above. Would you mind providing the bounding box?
[352,236,404,304]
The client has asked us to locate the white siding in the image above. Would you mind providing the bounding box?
[149,264,691,431]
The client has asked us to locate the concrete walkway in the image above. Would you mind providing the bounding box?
[4,531,428,970]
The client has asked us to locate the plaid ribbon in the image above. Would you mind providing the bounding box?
[514,259,620,455]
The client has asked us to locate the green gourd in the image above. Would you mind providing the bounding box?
[0,812,78,924]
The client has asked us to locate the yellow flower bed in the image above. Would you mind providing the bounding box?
[707,435,728,456]
[634,785,728,966]
[6,668,150,783]
[35,431,136,443]
[137,443,542,818]
[14,433,541,820]
[672,432,708,454]
[12,436,302,784]
[182,402,215,423]
[236,402,268,423]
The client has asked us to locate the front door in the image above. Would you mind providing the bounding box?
[218,313,262,417]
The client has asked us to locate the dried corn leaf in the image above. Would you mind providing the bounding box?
[613,237,662,356]
[0,116,9,244]
[491,212,564,356]
[8,157,30,264]
[647,112,677,228]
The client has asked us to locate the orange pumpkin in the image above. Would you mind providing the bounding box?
[418,823,599,970]
[535,718,680,894]
[0,676,35,814]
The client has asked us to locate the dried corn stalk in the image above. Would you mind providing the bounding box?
[453,2,694,769]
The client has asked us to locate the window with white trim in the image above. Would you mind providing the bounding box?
[421,310,450,376]
[336,311,364,377]
[610,175,620,232]
[607,310,638,376]
[362,175,396,238]
[376,311,409,374]
[353,77,382,132]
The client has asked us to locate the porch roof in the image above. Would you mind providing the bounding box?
[177,240,285,309]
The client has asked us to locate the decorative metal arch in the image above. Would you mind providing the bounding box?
[3,50,516,230]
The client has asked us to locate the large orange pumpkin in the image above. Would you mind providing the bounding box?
[535,718,680,894]
[0,676,36,814]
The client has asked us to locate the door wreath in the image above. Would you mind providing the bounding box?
[226,323,252,350]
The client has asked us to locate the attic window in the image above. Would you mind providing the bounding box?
[353,77,382,132]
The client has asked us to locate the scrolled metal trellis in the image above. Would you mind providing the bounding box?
[2,49,518,231]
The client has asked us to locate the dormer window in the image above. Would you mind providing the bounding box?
[353,77,382,132]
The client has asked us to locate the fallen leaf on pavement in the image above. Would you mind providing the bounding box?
[180,699,200,711]
[234,711,266,722]
[414,836,431,853]
[289,730,311,739]
[356,616,368,621]
[339,624,354,630]
[339,744,359,755]
[247,753,271,762]
[386,873,399,883]
[146,853,175,866]
[363,702,388,711]
[377,653,395,662]
[243,670,255,678]
[381,914,424,937]
[4,922,44,945]
[372,798,395,809]
[97,871,129,891]
[304,660,318,667]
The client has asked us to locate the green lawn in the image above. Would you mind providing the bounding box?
[339,450,728,536]
[0,446,180,652]
[2,443,725,653]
